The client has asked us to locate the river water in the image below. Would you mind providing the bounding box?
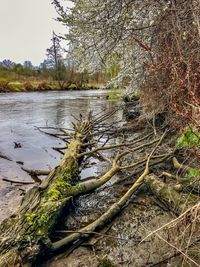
[0,90,115,221]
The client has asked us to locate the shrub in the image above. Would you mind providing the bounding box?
[24,81,34,91]
[37,81,52,91]
[68,83,77,90]
[108,87,123,101]
[0,79,10,91]
[7,82,25,92]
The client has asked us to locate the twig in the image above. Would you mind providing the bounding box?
[2,178,34,185]
[78,133,154,158]
[154,233,200,267]
[0,153,12,161]
[55,230,139,243]
[21,168,50,176]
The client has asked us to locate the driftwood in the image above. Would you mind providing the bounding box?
[0,115,95,266]
[172,157,200,194]
[0,153,12,161]
[145,174,198,215]
[0,109,169,266]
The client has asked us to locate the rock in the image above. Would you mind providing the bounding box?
[14,142,22,148]
[125,110,140,120]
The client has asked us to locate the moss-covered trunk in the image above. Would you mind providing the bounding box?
[0,126,89,266]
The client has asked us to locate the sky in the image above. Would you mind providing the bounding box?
[0,0,68,66]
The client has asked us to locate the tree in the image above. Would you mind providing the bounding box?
[23,60,33,69]
[52,0,154,90]
[0,59,15,69]
[52,0,200,129]
[46,31,66,88]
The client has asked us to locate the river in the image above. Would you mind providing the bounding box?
[0,90,116,221]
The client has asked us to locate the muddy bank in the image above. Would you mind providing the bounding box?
[0,83,106,93]
[41,194,173,267]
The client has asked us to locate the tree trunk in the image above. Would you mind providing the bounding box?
[0,120,91,267]
[145,174,198,215]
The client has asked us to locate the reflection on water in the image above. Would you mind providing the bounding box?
[0,90,116,182]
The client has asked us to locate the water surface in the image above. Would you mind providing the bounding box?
[0,90,115,220]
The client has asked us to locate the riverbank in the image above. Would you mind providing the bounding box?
[0,91,200,266]
[0,80,106,93]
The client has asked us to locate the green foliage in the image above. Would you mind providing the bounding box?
[108,87,124,101]
[8,82,25,92]
[0,68,16,81]
[68,83,77,90]
[187,168,200,178]
[177,127,200,148]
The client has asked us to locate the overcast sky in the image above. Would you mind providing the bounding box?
[0,0,68,66]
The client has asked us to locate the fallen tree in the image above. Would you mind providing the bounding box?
[0,115,94,266]
[50,131,166,252]
[0,111,167,267]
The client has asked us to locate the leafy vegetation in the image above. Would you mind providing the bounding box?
[187,168,200,178]
[107,87,124,101]
[177,127,200,148]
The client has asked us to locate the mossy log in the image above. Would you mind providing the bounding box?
[0,120,92,267]
[0,117,168,266]
[145,174,198,215]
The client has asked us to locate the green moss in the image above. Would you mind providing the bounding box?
[177,127,200,148]
[21,153,80,240]
[47,188,62,201]
[129,91,139,98]
[45,166,79,202]
[37,214,49,227]
[24,212,36,224]
[53,179,71,189]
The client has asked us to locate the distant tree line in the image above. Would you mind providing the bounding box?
[0,32,109,90]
